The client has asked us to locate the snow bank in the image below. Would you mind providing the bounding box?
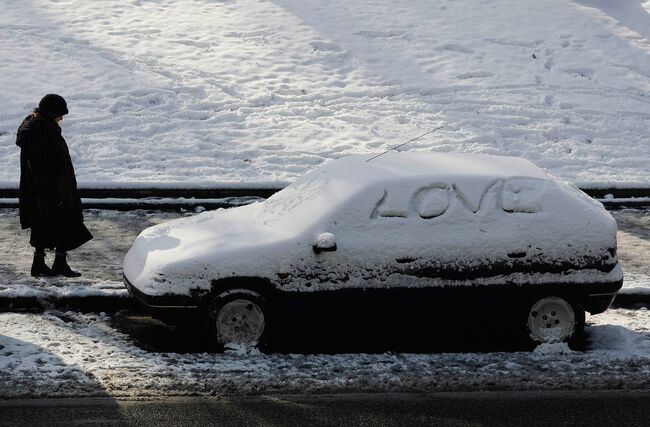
[0,281,127,300]
[0,308,649,398]
[1,0,650,186]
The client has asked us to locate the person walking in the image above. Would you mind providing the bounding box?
[16,94,93,278]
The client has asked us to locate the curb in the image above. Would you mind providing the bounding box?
[0,186,283,211]
[0,295,137,314]
[0,186,649,210]
[612,293,650,308]
[0,187,283,199]
[580,188,650,199]
[3,186,648,198]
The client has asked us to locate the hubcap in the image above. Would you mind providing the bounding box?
[215,299,265,346]
[527,297,576,343]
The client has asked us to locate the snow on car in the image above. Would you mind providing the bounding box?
[123,153,623,350]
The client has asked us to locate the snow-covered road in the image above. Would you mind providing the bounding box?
[0,208,649,398]
[614,209,650,296]
[0,308,649,398]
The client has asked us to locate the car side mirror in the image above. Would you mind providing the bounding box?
[313,232,337,254]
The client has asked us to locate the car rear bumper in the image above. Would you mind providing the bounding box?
[585,290,620,315]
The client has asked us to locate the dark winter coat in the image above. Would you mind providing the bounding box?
[16,114,92,251]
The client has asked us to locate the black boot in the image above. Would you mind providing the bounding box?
[51,252,81,278]
[31,251,55,278]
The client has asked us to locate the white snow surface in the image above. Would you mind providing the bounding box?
[0,308,649,398]
[1,0,650,186]
[124,153,620,296]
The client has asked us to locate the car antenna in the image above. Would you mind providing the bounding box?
[365,125,445,162]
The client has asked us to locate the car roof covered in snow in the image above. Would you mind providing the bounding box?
[328,152,548,181]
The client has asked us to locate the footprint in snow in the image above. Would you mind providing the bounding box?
[441,43,474,54]
[456,71,494,79]
[310,41,345,52]
[353,30,405,39]
[544,58,554,70]
[562,68,595,80]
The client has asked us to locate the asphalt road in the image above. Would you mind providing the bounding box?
[1,391,649,426]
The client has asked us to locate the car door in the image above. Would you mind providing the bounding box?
[297,183,448,322]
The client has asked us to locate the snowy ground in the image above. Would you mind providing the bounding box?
[2,0,650,186]
[614,209,650,295]
[0,209,182,301]
[3,231,645,394]
[0,207,649,397]
[0,308,649,398]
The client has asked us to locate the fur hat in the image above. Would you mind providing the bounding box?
[35,94,69,118]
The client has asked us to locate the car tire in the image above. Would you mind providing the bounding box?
[524,296,585,348]
[206,289,273,352]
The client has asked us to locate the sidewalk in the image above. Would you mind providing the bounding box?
[0,208,649,314]
[0,209,184,313]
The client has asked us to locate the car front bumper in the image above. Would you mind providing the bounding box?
[123,274,201,323]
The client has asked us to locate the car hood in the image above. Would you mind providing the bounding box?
[123,203,292,295]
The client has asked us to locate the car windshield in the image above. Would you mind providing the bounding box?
[253,168,362,231]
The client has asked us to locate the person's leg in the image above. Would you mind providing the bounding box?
[51,249,81,278]
[31,246,55,277]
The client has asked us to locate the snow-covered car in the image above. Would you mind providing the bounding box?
[123,153,623,350]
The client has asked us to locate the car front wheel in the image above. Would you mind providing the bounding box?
[526,296,585,345]
[207,289,272,351]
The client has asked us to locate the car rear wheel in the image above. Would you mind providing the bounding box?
[526,296,585,345]
[206,289,272,351]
